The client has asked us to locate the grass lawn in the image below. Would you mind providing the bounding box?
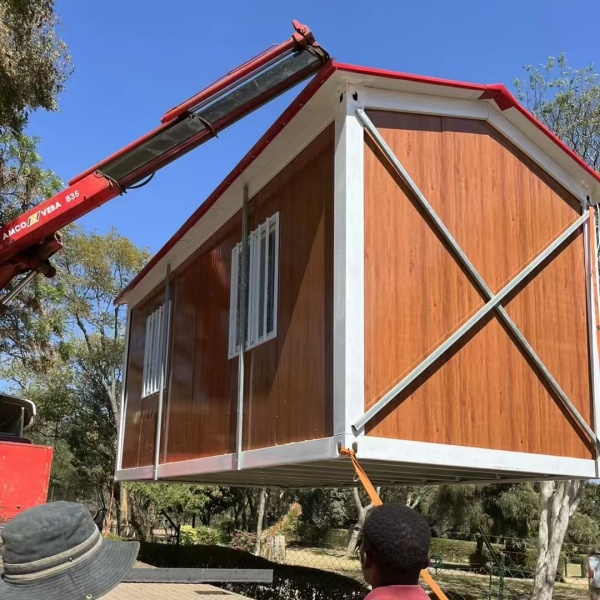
[285,547,588,600]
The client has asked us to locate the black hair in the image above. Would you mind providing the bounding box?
[362,503,431,575]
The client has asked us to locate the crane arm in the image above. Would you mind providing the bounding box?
[0,20,329,301]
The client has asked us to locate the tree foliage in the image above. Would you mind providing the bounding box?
[515,53,600,171]
[2,226,150,506]
[0,132,64,370]
[0,0,71,132]
[515,54,600,599]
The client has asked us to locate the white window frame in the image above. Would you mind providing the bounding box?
[228,212,280,359]
[142,303,167,398]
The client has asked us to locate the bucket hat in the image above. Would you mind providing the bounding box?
[0,501,139,599]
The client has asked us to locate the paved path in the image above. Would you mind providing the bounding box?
[103,582,250,599]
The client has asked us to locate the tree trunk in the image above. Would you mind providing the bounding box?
[262,535,286,562]
[532,480,585,600]
[346,486,380,557]
[118,483,129,536]
[254,488,268,555]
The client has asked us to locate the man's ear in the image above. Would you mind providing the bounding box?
[361,547,373,570]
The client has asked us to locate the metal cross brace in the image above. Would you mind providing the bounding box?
[353,108,598,451]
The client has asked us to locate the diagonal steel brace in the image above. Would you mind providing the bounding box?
[353,108,599,450]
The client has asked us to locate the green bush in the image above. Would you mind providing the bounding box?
[567,513,600,546]
[179,525,222,546]
[324,528,350,549]
[296,523,327,545]
[429,538,502,565]
[138,542,368,600]
[503,545,567,580]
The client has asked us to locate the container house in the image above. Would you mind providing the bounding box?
[115,62,600,487]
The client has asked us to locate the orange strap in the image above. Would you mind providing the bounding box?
[339,446,448,600]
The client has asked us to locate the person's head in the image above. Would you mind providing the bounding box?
[360,503,431,588]
[0,501,139,599]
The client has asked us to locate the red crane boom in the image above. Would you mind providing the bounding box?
[0,20,329,308]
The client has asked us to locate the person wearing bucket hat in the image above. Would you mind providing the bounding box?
[0,501,140,599]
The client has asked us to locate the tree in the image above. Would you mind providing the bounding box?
[2,226,150,527]
[515,54,599,172]
[515,54,600,599]
[480,483,539,539]
[125,483,214,541]
[0,131,65,370]
[577,482,600,523]
[295,488,353,535]
[424,485,490,536]
[532,481,585,600]
[0,0,71,132]
[254,488,268,555]
[346,487,380,557]
[566,512,600,547]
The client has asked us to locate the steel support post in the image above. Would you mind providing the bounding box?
[153,264,172,480]
[115,306,131,473]
[236,185,250,469]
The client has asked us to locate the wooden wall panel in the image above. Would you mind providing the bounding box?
[189,233,239,459]
[122,290,164,468]
[162,271,197,463]
[162,219,239,462]
[121,308,145,469]
[243,125,334,449]
[364,111,593,459]
[242,176,280,451]
[124,126,334,465]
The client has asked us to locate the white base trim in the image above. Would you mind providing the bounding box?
[115,465,154,481]
[114,435,597,483]
[240,437,340,469]
[348,435,597,480]
[158,453,235,478]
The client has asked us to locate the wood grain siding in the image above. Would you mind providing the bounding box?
[163,219,240,462]
[243,125,334,449]
[122,289,164,468]
[364,110,593,459]
[157,125,334,461]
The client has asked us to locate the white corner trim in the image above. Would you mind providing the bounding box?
[115,465,154,482]
[584,206,600,478]
[362,87,490,121]
[333,84,365,436]
[487,108,588,203]
[348,435,597,480]
[240,437,340,470]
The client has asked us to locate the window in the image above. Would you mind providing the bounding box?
[142,303,168,398]
[229,213,279,358]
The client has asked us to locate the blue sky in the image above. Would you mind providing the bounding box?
[28,0,599,255]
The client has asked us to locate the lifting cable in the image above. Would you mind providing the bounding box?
[339,446,449,600]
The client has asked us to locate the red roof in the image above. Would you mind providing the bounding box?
[116,61,600,303]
